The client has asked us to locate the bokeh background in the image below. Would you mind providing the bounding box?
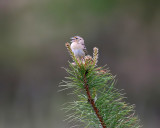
[0,0,160,128]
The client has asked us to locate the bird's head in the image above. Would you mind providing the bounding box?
[70,36,84,44]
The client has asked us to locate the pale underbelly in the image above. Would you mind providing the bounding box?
[72,49,85,58]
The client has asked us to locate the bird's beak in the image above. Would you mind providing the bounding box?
[70,37,76,40]
[70,36,77,42]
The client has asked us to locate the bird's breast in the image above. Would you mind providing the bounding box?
[71,42,84,50]
[72,49,85,58]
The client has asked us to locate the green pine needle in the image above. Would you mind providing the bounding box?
[60,44,141,128]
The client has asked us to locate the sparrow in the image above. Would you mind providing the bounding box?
[70,36,87,59]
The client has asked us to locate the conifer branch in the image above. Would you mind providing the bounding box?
[93,47,98,66]
[84,73,106,128]
[61,42,141,128]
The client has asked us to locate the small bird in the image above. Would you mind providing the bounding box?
[70,36,87,59]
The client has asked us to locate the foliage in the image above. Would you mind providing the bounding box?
[60,43,141,128]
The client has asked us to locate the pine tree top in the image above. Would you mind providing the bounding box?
[59,42,141,128]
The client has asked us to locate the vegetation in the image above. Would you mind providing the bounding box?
[60,43,141,128]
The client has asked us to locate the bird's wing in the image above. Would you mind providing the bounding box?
[82,44,88,55]
[83,49,88,55]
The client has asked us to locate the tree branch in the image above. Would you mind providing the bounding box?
[84,73,106,128]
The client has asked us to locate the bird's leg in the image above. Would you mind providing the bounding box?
[81,56,85,64]
[77,58,81,64]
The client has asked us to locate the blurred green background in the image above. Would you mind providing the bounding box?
[0,0,160,128]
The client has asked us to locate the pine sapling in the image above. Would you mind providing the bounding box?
[59,42,141,128]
